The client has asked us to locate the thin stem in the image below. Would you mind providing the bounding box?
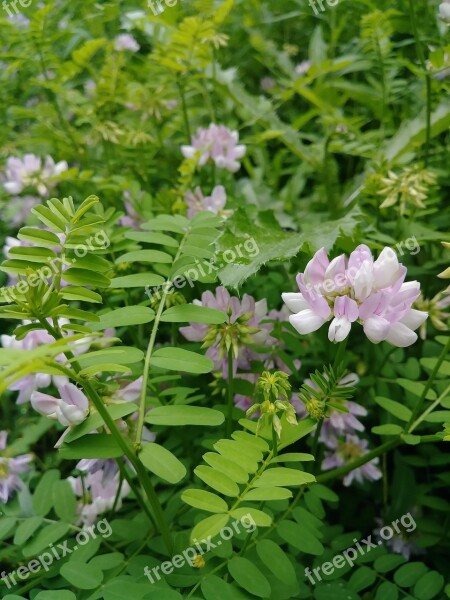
[332,337,348,370]
[409,382,450,434]
[226,347,234,437]
[310,418,323,474]
[177,79,192,142]
[406,337,450,430]
[408,0,431,165]
[272,427,278,458]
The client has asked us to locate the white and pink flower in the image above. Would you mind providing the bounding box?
[181,124,246,173]
[282,245,428,347]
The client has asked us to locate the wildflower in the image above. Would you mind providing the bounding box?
[295,60,312,75]
[438,241,450,278]
[374,512,423,559]
[181,124,246,173]
[31,383,89,427]
[322,435,382,486]
[439,0,450,23]
[114,34,140,52]
[378,167,436,215]
[0,431,32,503]
[3,154,68,197]
[192,555,206,568]
[185,185,227,219]
[119,197,141,229]
[180,287,276,376]
[68,460,130,527]
[282,245,428,347]
[260,77,276,92]
[415,288,450,339]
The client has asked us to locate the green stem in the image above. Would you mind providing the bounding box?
[406,337,450,430]
[333,336,348,370]
[226,347,234,437]
[177,79,191,142]
[272,427,278,457]
[408,0,431,166]
[409,382,450,434]
[36,319,173,554]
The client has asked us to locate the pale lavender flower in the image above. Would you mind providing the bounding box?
[119,198,141,228]
[3,154,68,197]
[31,383,89,427]
[439,0,450,23]
[282,245,428,347]
[180,286,276,376]
[68,462,130,527]
[322,434,382,486]
[181,124,246,173]
[4,196,40,226]
[185,185,227,219]
[260,77,276,92]
[114,34,140,52]
[0,431,32,503]
[295,60,312,75]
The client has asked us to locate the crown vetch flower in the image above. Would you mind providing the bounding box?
[322,434,382,487]
[3,154,68,197]
[180,287,276,376]
[114,34,140,52]
[181,124,246,173]
[282,245,428,347]
[185,185,227,219]
[31,383,89,427]
[0,431,32,503]
[439,0,450,23]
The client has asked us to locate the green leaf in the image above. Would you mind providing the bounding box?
[35,593,77,600]
[204,453,249,484]
[60,286,103,303]
[372,424,403,435]
[14,517,43,546]
[145,405,224,427]
[181,489,229,514]
[33,469,60,516]
[396,379,436,400]
[228,557,271,598]
[8,246,56,262]
[230,507,272,527]
[201,575,245,600]
[32,205,66,232]
[191,514,229,544]
[194,465,240,497]
[62,268,110,287]
[22,522,70,557]
[142,215,187,233]
[277,520,324,555]
[90,306,155,331]
[160,304,227,324]
[375,397,412,421]
[116,250,173,264]
[394,562,428,587]
[414,572,445,600]
[375,581,399,600]
[348,566,377,592]
[139,442,187,484]
[59,434,123,459]
[60,562,104,590]
[151,347,214,373]
[125,231,179,247]
[374,555,407,573]
[243,487,293,501]
[53,480,77,522]
[420,358,450,377]
[88,552,124,571]
[256,539,297,586]
[271,452,315,463]
[18,228,61,246]
[0,517,17,540]
[253,467,316,488]
[109,273,165,288]
[75,347,144,367]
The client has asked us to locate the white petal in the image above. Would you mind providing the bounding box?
[373,247,400,289]
[363,316,390,343]
[385,322,418,347]
[4,182,22,194]
[289,310,325,335]
[400,309,428,331]
[281,292,309,313]
[328,318,351,343]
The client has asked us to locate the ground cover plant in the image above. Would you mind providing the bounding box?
[0,0,449,599]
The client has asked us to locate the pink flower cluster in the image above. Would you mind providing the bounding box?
[181,124,246,173]
[180,286,276,377]
[282,245,428,347]
[3,154,68,197]
[185,185,227,219]
[0,431,32,503]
